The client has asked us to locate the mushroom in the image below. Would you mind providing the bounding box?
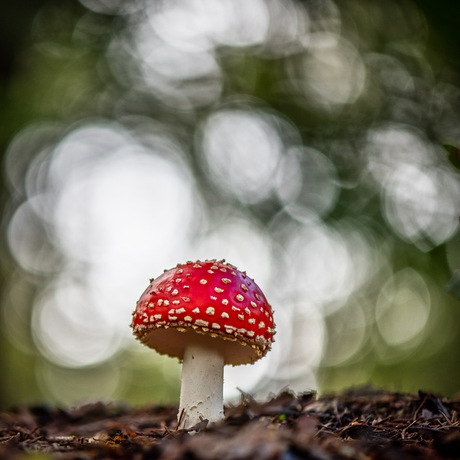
[131,259,275,430]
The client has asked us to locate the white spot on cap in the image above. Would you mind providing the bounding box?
[176,308,186,314]
[177,269,184,274]
[248,318,256,325]
[221,312,229,319]
[238,314,244,321]
[222,299,229,305]
[210,296,217,301]
[250,301,257,308]
[182,297,190,302]
[153,314,162,320]
[157,300,163,307]
[212,323,221,329]
[192,308,200,314]
[236,294,244,302]
[208,270,214,274]
[220,268,227,272]
[241,284,248,292]
[175,278,182,284]
[163,300,170,306]
[184,286,190,289]
[247,331,255,337]
[258,321,265,329]
[206,307,215,316]
[214,287,224,293]
[232,306,240,312]
[221,278,231,285]
[194,264,202,268]
[148,302,154,308]
[255,294,261,300]
[172,300,180,305]
[200,279,207,285]
[172,289,179,296]
[184,316,192,322]
[166,286,172,292]
[244,307,250,315]
[195,319,209,327]
[168,316,178,321]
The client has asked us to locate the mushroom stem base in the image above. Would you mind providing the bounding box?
[177,335,224,430]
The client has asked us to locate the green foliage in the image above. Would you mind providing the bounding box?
[442,144,460,170]
[446,270,460,300]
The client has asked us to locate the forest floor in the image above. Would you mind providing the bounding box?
[1,387,460,459]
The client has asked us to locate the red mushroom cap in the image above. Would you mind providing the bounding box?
[131,259,275,365]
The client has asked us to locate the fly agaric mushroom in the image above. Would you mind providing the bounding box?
[131,259,275,430]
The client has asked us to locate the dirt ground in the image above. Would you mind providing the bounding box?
[1,387,460,459]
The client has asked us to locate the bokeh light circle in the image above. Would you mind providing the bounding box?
[200,109,284,204]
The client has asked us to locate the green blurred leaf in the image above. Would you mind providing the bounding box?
[442,144,460,170]
[445,270,460,300]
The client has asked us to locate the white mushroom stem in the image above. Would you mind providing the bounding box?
[177,335,224,430]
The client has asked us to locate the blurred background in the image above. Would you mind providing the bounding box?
[1,0,460,410]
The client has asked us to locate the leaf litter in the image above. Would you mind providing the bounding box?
[1,387,460,459]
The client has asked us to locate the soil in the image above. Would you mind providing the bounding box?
[1,387,460,459]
